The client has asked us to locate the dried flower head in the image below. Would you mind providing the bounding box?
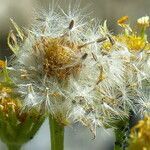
[137,16,150,27]
[9,5,150,137]
[100,16,150,117]
[0,63,45,148]
[34,36,83,79]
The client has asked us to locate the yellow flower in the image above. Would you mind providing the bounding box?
[101,41,113,52]
[129,116,150,150]
[0,83,42,123]
[0,84,21,115]
[0,60,5,69]
[117,16,129,26]
[0,83,29,123]
[117,34,146,51]
[101,34,146,52]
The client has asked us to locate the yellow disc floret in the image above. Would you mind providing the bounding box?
[129,116,150,150]
[101,34,147,53]
[0,84,21,116]
[117,16,129,26]
[101,41,113,52]
[117,34,146,51]
[0,60,5,69]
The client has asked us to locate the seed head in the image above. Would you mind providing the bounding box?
[34,37,82,79]
[137,16,150,27]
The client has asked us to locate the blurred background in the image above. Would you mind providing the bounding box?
[0,0,149,149]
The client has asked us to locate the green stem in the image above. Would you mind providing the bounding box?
[7,144,22,150]
[114,120,130,150]
[49,116,64,150]
[114,145,122,150]
[141,27,147,40]
[114,129,124,150]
